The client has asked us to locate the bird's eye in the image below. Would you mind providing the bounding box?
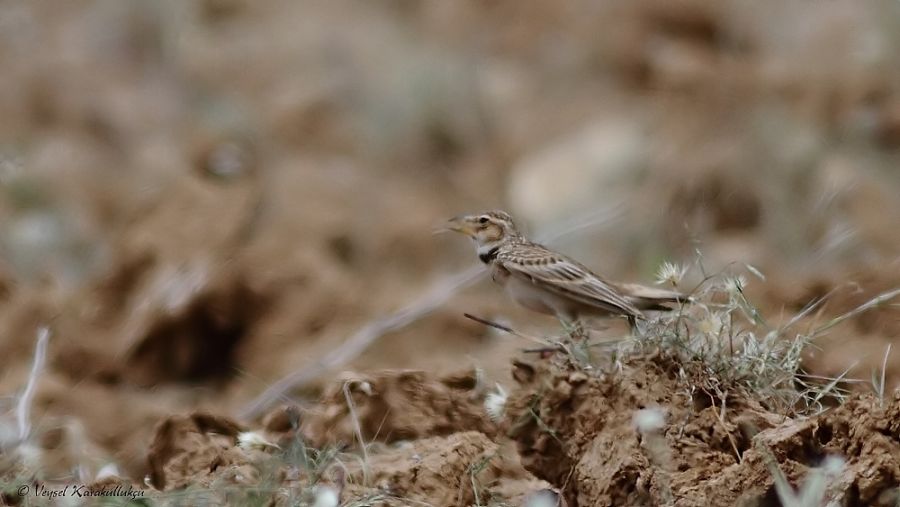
[478,217,489,224]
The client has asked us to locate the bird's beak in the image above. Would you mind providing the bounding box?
[440,216,476,237]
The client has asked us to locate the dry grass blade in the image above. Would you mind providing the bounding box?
[778,285,842,333]
[808,362,857,414]
[342,382,369,486]
[17,327,50,443]
[872,344,892,405]
[810,288,900,338]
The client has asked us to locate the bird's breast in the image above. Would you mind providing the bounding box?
[489,263,510,285]
[503,275,558,316]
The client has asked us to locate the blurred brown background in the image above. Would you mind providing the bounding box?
[1,0,899,481]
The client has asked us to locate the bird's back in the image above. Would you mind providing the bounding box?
[495,240,644,319]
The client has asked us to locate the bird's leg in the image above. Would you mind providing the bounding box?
[627,315,643,336]
[557,316,587,340]
[554,315,592,366]
[570,320,587,340]
[557,316,573,336]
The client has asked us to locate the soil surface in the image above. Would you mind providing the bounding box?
[2,1,900,506]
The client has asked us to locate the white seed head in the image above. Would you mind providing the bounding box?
[310,485,340,507]
[697,312,724,336]
[484,383,508,422]
[237,431,280,452]
[655,262,688,286]
[632,408,666,433]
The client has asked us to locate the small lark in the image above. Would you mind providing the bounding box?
[445,210,687,328]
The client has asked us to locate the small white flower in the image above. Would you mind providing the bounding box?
[484,383,508,422]
[655,262,688,286]
[632,408,666,433]
[237,431,280,452]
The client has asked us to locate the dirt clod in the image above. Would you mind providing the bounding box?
[302,369,497,448]
[506,358,900,507]
[147,412,247,490]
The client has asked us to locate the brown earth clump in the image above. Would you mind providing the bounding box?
[147,412,247,490]
[504,356,900,507]
[135,402,549,506]
[12,351,896,505]
[301,368,497,448]
[350,431,499,506]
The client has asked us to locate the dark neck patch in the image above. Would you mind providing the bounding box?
[479,246,500,264]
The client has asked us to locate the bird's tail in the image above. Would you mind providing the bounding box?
[617,283,691,311]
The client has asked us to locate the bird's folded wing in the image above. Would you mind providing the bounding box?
[497,245,642,318]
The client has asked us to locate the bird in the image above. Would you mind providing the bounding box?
[444,210,687,329]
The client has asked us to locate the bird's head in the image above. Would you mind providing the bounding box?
[445,210,522,256]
